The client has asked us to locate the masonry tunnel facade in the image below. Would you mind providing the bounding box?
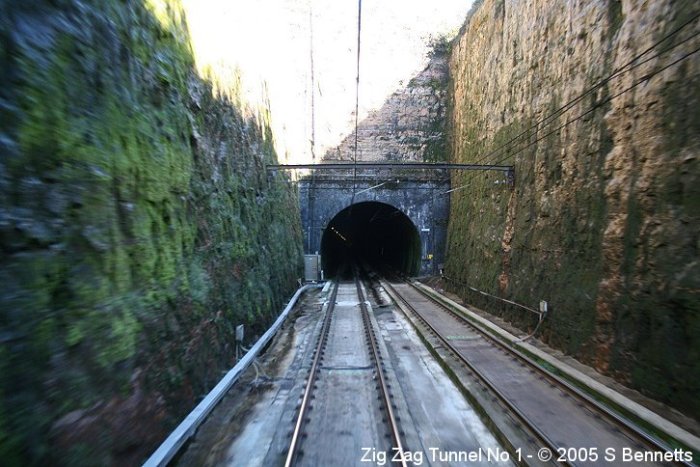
[320,201,421,278]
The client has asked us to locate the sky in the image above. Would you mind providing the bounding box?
[183,0,473,163]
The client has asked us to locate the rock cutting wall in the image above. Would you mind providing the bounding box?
[0,1,303,463]
[324,47,450,163]
[446,0,700,419]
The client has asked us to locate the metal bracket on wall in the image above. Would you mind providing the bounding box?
[267,162,515,173]
[507,167,515,190]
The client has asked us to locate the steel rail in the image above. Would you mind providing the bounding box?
[144,284,321,467]
[355,276,408,467]
[406,281,693,465]
[381,279,565,466]
[284,282,339,467]
[386,277,692,466]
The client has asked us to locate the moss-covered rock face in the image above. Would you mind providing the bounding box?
[0,0,303,464]
[446,0,700,419]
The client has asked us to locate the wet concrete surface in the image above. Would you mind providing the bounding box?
[175,283,513,466]
[420,277,700,443]
[173,288,326,466]
[291,284,390,466]
[370,287,511,467]
[388,283,663,467]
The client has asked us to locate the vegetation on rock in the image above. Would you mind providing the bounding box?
[445,0,700,419]
[0,0,303,464]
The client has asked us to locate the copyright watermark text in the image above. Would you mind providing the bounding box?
[359,446,694,465]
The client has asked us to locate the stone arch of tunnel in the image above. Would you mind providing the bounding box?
[320,201,421,278]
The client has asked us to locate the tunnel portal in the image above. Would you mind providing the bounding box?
[320,201,421,278]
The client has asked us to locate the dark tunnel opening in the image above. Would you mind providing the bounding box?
[320,201,421,278]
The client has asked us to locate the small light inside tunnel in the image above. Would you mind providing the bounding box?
[330,226,349,243]
[321,201,421,278]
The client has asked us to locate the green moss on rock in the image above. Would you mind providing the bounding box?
[0,0,303,464]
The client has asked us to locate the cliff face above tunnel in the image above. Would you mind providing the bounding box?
[324,48,450,164]
[0,1,302,463]
[446,0,700,419]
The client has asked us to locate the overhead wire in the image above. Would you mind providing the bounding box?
[464,8,700,169]
[342,3,699,209]
[408,38,700,208]
[431,20,700,313]
[440,13,700,200]
[350,0,363,207]
[487,45,700,169]
[416,25,700,205]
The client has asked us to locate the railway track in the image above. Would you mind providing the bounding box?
[381,278,691,467]
[284,277,408,466]
[284,281,339,467]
